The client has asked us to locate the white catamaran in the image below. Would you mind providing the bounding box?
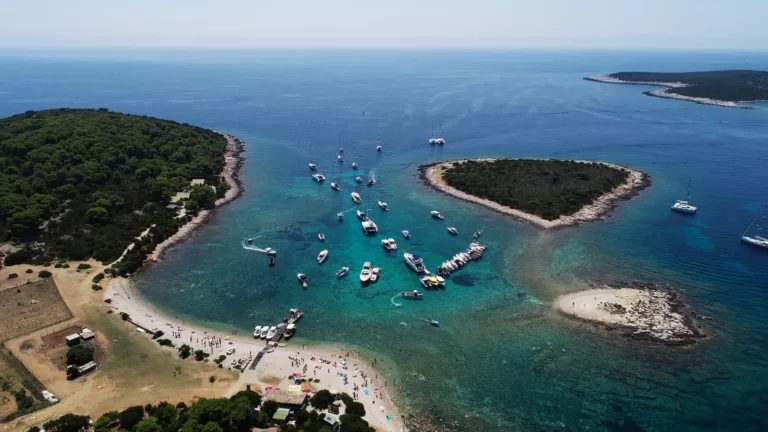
[671,177,697,214]
[742,211,768,249]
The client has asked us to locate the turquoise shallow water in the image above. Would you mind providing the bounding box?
[2,50,768,431]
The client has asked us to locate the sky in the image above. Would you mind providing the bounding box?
[2,0,767,50]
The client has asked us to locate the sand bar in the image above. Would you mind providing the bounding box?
[419,158,649,229]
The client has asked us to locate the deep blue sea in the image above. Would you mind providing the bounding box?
[1,50,768,431]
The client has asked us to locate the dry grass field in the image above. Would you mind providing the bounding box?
[0,278,73,342]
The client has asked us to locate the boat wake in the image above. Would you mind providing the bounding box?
[242,240,267,254]
[390,294,403,307]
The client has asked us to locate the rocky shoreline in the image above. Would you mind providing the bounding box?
[149,133,246,261]
[556,281,707,346]
[418,158,651,230]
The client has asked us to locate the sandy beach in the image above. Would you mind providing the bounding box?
[105,277,405,432]
[419,158,649,229]
[555,283,705,345]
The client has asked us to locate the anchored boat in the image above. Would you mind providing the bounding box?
[742,210,768,249]
[317,249,328,264]
[360,262,372,283]
[447,227,458,235]
[671,177,697,214]
[312,173,326,182]
[404,253,428,274]
[431,210,444,220]
[297,273,308,288]
[336,266,350,278]
[402,290,423,299]
[402,230,410,239]
[382,238,397,251]
[351,192,362,204]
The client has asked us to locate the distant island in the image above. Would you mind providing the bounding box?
[419,158,649,229]
[0,108,245,275]
[585,70,768,108]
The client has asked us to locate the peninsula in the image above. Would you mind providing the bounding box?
[419,158,649,229]
[585,70,768,108]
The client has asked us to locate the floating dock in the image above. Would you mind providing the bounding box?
[437,242,487,276]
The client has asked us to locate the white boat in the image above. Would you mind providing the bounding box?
[362,219,378,235]
[357,209,367,220]
[402,290,423,299]
[420,275,445,289]
[309,163,318,171]
[741,211,768,249]
[266,326,278,340]
[337,155,344,162]
[297,273,308,288]
[404,253,427,274]
[473,227,484,240]
[312,173,326,182]
[378,200,388,211]
[352,162,359,169]
[339,147,344,153]
[671,178,697,214]
[355,176,363,183]
[436,138,445,145]
[260,326,269,338]
[284,324,296,339]
[431,210,444,220]
[370,267,381,282]
[288,308,303,322]
[429,138,437,145]
[360,262,372,283]
[308,141,317,170]
[367,178,376,187]
[336,266,350,278]
[402,230,410,239]
[247,237,254,243]
[317,249,328,264]
[447,227,458,235]
[330,182,340,191]
[351,192,362,204]
[337,212,344,221]
[318,233,325,241]
[253,326,262,338]
[376,145,382,152]
[382,238,397,251]
[264,248,277,256]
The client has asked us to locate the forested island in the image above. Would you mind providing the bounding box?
[0,108,242,274]
[420,158,649,229]
[585,70,768,108]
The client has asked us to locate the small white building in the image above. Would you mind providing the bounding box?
[65,334,81,346]
[77,361,97,374]
[80,328,95,340]
[190,179,205,186]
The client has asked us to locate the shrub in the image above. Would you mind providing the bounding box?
[61,263,70,268]
[91,284,103,291]
[38,270,52,278]
[118,406,145,431]
[28,427,41,432]
[152,330,164,339]
[66,345,94,366]
[178,344,191,359]
[104,298,112,304]
[77,263,92,270]
[229,390,261,407]
[55,263,63,268]
[157,339,174,347]
[120,312,130,321]
[310,390,334,409]
[194,350,209,361]
[209,375,216,383]
[92,273,105,283]
[261,400,279,418]
[26,269,33,273]
[43,414,91,432]
[8,273,18,279]
[214,355,226,364]
[12,389,34,410]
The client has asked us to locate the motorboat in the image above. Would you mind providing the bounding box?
[337,155,344,162]
[671,178,697,214]
[309,163,318,171]
[742,235,768,249]
[352,162,359,169]
[264,248,277,256]
[402,290,423,299]
[297,273,308,288]
[361,219,378,235]
[355,176,363,183]
[370,267,381,282]
[404,253,427,274]
[318,233,325,242]
[447,227,458,235]
[312,173,326,182]
[253,326,262,338]
[367,178,376,187]
[436,138,445,145]
[337,212,344,221]
[378,200,388,211]
[360,262,372,283]
[376,145,382,151]
[260,326,269,338]
[382,238,397,251]
[284,324,296,339]
[317,249,328,264]
[339,147,344,153]
[247,237,254,243]
[266,326,278,340]
[402,230,410,239]
[288,308,303,322]
[431,210,444,220]
[420,275,445,289]
[351,192,362,204]
[427,318,440,327]
[357,209,367,220]
[336,266,350,278]
[330,182,341,191]
[429,138,437,145]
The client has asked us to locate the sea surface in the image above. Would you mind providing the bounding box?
[1,50,768,431]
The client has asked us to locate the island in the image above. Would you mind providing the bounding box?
[585,70,768,108]
[0,108,245,276]
[419,158,649,229]
[556,281,706,345]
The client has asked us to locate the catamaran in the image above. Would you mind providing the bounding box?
[420,275,446,289]
[741,211,768,249]
[360,262,372,283]
[404,253,428,274]
[312,173,326,182]
[317,249,328,264]
[361,218,378,235]
[382,238,397,251]
[351,192,362,204]
[671,177,697,214]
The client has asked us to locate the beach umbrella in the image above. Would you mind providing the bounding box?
[302,388,311,393]
[265,386,273,391]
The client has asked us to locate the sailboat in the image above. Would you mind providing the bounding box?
[473,226,485,240]
[742,209,768,249]
[308,141,317,171]
[671,178,697,214]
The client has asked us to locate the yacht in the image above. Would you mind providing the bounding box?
[431,210,444,220]
[312,173,326,182]
[317,249,328,264]
[337,155,344,162]
[318,233,325,241]
[447,227,458,235]
[266,326,278,340]
[352,162,359,169]
[309,163,318,171]
[330,182,340,191]
[420,275,446,289]
[284,324,296,339]
[360,262,372,283]
[404,253,427,274]
[355,176,363,183]
[382,238,397,251]
[367,178,376,187]
[357,209,367,220]
[376,145,382,152]
[671,178,697,214]
[260,326,269,338]
[741,212,768,249]
[402,230,410,239]
[297,273,308,288]
[336,266,350,278]
[337,212,344,221]
[370,267,381,282]
[402,290,423,299]
[351,192,362,204]
[253,326,262,338]
[362,218,378,235]
[378,200,388,211]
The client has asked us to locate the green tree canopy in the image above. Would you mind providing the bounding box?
[42,413,91,432]
[65,344,94,365]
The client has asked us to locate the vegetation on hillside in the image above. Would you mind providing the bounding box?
[441,159,629,220]
[0,108,230,274]
[609,70,768,101]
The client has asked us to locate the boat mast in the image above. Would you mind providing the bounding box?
[309,141,313,165]
[743,204,766,236]
[687,177,692,201]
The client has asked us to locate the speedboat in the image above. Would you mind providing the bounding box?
[370,267,380,282]
[429,138,437,145]
[362,219,378,235]
[330,182,340,191]
[378,200,388,211]
[355,176,363,183]
[352,162,359,169]
[404,253,427,274]
[402,290,423,299]
[297,273,308,288]
[318,233,325,242]
[337,155,344,162]
[431,210,444,220]
[337,212,344,221]
[253,326,262,338]
[376,145,382,152]
[427,318,440,327]
[360,262,372,283]
[336,266,350,278]
[247,237,254,243]
[436,138,445,145]
[266,326,278,340]
[357,209,367,220]
[264,248,277,256]
[317,249,328,264]
[284,324,296,339]
[351,192,362,204]
[260,326,269,338]
[367,178,376,187]
[339,147,344,153]
[473,231,481,239]
[309,163,318,170]
[447,227,458,235]
[312,173,326,182]
[382,238,397,251]
[288,308,303,322]
[402,230,410,239]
